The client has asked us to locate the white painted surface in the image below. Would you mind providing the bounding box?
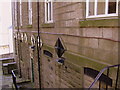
[0,1,13,55]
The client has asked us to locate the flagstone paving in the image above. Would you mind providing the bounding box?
[0,61,2,90]
[0,61,13,89]
[0,61,34,89]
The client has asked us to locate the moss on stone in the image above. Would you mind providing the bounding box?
[42,44,117,75]
[15,27,18,29]
[19,25,33,29]
[64,52,107,72]
[41,23,54,28]
[26,25,32,28]
[65,60,82,73]
[79,19,118,28]
[43,44,54,53]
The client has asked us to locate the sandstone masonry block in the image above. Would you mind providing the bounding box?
[102,28,113,39]
[99,39,115,51]
[88,38,99,49]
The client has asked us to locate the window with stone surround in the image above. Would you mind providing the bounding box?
[45,0,53,23]
[20,0,22,26]
[14,2,17,27]
[28,0,32,25]
[86,0,118,18]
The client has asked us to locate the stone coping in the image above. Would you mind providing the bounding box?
[0,57,14,61]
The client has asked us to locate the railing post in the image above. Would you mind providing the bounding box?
[106,68,109,90]
[115,66,119,89]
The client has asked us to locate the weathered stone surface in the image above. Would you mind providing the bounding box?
[102,28,113,39]
[99,39,116,51]
[12,2,119,88]
[83,28,103,38]
[88,38,99,49]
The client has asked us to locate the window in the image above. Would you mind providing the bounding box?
[14,2,17,27]
[86,0,118,18]
[45,0,53,23]
[28,0,32,25]
[20,0,22,26]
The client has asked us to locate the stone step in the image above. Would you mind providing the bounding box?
[0,53,13,58]
[2,62,17,75]
[0,57,16,75]
[0,57,14,63]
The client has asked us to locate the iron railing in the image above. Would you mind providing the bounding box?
[88,64,120,90]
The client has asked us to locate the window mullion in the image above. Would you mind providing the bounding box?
[29,10,31,24]
[30,1,32,25]
[15,2,17,26]
[28,1,30,24]
[51,1,53,22]
[105,0,108,15]
[28,0,32,25]
[116,0,118,14]
[95,0,97,16]
[45,2,47,22]
[48,2,50,22]
[30,8,32,24]
[86,0,89,17]
[20,0,22,26]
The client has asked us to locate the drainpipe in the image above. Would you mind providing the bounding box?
[37,1,41,89]
[17,2,22,78]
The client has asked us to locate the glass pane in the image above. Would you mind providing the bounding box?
[97,0,105,15]
[108,0,116,14]
[49,2,52,20]
[89,0,95,16]
[46,3,48,21]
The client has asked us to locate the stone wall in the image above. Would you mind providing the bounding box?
[12,2,119,88]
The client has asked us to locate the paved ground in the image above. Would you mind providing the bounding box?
[0,61,2,90]
[0,61,13,89]
[0,61,34,89]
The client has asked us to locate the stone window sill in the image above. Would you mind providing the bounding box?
[26,25,32,28]
[15,25,32,29]
[79,19,119,28]
[41,23,54,28]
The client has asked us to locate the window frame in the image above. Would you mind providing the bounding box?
[14,1,17,27]
[20,0,22,26]
[86,0,118,18]
[28,0,32,25]
[45,0,53,23]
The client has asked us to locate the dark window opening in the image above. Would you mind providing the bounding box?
[49,2,52,20]
[108,1,116,14]
[84,67,112,86]
[43,50,53,58]
[46,3,48,21]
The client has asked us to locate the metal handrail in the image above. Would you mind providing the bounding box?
[11,70,18,90]
[88,64,120,89]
